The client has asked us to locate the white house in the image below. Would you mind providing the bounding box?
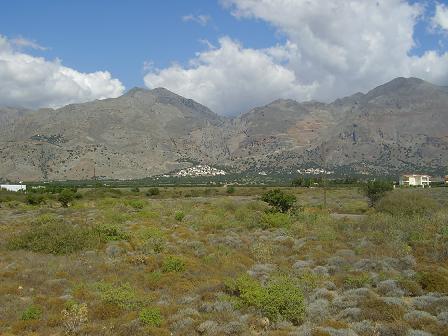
[0,184,27,192]
[399,174,431,187]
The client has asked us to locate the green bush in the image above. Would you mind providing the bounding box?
[139,307,163,327]
[58,188,76,207]
[259,212,292,229]
[95,282,141,310]
[261,189,296,213]
[95,224,129,242]
[131,187,140,193]
[226,185,236,194]
[225,274,265,307]
[174,211,185,222]
[343,273,372,289]
[127,199,146,210]
[162,256,185,273]
[7,222,100,255]
[146,188,160,196]
[26,193,45,205]
[137,227,165,253]
[360,180,393,206]
[263,276,306,324]
[375,190,439,217]
[225,274,305,324]
[21,305,42,320]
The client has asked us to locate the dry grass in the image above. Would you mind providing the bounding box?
[0,186,447,335]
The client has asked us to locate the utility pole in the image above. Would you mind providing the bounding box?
[322,142,327,209]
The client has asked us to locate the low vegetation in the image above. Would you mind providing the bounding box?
[0,185,447,335]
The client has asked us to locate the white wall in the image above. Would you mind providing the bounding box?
[0,185,26,192]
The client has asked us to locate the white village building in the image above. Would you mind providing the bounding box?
[399,174,431,187]
[0,184,27,192]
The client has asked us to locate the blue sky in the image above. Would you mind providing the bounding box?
[0,0,279,88]
[1,0,448,114]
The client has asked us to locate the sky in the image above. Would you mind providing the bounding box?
[1,0,448,115]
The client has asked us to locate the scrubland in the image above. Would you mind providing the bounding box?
[0,186,447,335]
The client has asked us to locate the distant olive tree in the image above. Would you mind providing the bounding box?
[226,185,236,194]
[361,180,393,206]
[58,189,76,207]
[146,187,160,196]
[262,189,297,213]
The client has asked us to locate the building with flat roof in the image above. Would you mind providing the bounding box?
[399,174,431,187]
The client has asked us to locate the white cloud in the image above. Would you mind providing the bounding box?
[0,35,124,109]
[145,0,448,115]
[144,37,317,115]
[432,2,448,31]
[182,14,211,26]
[10,36,47,51]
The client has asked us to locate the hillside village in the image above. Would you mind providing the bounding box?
[173,165,227,177]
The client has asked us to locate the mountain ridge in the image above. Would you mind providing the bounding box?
[1,77,447,181]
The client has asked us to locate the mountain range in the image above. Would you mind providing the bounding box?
[1,77,447,181]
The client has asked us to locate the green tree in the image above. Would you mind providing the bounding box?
[146,187,160,196]
[361,180,393,206]
[262,189,296,213]
[26,193,45,205]
[226,185,236,194]
[58,188,75,207]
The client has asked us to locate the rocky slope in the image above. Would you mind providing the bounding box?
[0,88,231,180]
[239,78,448,175]
[1,77,447,180]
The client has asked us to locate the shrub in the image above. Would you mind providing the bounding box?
[162,256,185,273]
[375,190,439,217]
[226,185,236,194]
[127,199,146,210]
[26,193,45,205]
[343,273,372,289]
[146,187,160,196]
[131,187,140,193]
[174,211,185,222]
[251,242,274,263]
[360,180,393,206]
[7,222,100,255]
[263,276,306,324]
[61,301,88,335]
[359,294,406,322]
[21,305,42,321]
[136,227,165,253]
[58,188,76,207]
[417,269,448,292]
[225,274,265,308]
[261,189,296,213]
[139,307,163,327]
[95,224,129,242]
[225,274,305,324]
[146,271,163,289]
[260,212,292,229]
[95,282,141,310]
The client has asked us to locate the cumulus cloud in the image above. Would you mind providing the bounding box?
[0,35,124,109]
[145,0,448,115]
[182,14,211,26]
[432,2,448,31]
[144,37,317,115]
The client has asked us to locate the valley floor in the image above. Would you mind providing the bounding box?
[0,187,447,335]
